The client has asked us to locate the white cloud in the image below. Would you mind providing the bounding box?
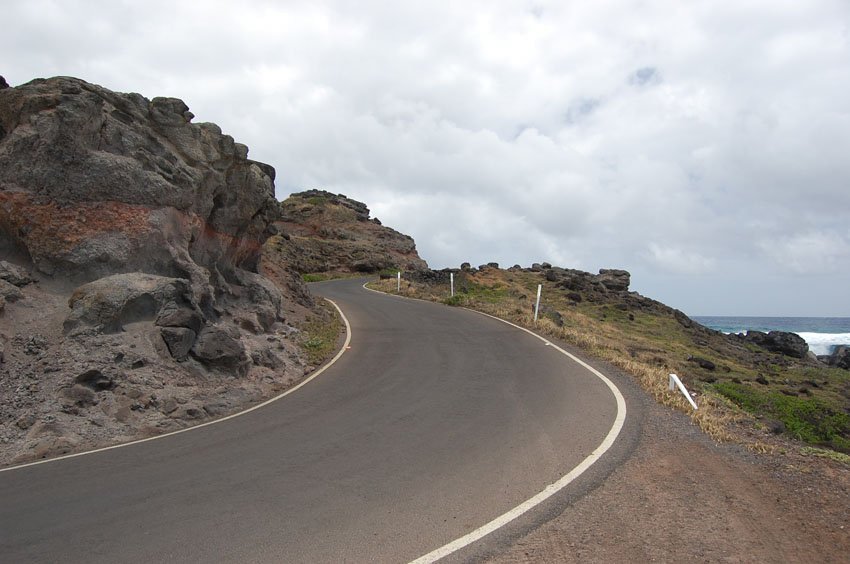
[761,231,850,275]
[644,244,717,275]
[3,0,850,314]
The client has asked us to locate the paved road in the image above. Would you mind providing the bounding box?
[0,278,626,563]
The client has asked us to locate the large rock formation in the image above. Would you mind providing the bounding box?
[267,189,428,274]
[0,77,320,465]
[0,77,279,291]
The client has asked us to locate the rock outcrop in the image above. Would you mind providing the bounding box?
[266,189,428,274]
[0,77,322,466]
[821,345,850,370]
[742,331,809,359]
[0,77,279,290]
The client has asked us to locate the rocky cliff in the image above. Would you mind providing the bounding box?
[0,77,324,465]
[265,189,428,275]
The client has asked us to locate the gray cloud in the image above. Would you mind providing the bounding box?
[3,0,849,315]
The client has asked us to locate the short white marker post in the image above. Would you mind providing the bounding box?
[397,271,401,292]
[450,272,454,297]
[533,284,542,324]
[669,373,698,410]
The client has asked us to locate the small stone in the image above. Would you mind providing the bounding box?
[15,414,36,430]
[75,369,115,391]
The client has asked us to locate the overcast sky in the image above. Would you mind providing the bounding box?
[4,0,849,316]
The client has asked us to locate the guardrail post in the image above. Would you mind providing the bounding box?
[533,284,542,324]
[669,373,698,410]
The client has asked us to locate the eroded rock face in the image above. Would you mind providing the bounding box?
[270,189,428,274]
[0,76,280,290]
[0,77,321,465]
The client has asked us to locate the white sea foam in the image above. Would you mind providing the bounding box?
[797,333,850,356]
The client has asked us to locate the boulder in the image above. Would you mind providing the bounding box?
[597,269,630,292]
[75,369,115,391]
[155,301,204,333]
[744,331,809,359]
[688,356,716,371]
[191,325,248,375]
[824,345,850,370]
[539,305,564,327]
[64,273,197,333]
[160,327,196,361]
[0,278,22,302]
[0,261,33,287]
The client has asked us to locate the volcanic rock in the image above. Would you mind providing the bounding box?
[160,327,196,361]
[0,278,22,302]
[0,76,280,293]
[823,345,850,370]
[0,76,321,465]
[744,331,809,359]
[597,269,631,292]
[270,190,427,274]
[0,261,33,287]
[191,325,248,375]
[63,273,198,334]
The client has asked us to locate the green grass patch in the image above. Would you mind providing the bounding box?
[714,381,850,453]
[443,294,467,306]
[302,273,330,282]
[800,446,850,465]
[457,281,509,303]
[306,196,328,206]
[299,304,343,365]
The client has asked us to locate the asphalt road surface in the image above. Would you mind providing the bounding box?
[0,278,627,563]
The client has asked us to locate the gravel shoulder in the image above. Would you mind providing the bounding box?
[488,360,850,563]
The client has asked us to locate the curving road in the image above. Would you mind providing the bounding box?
[0,278,627,563]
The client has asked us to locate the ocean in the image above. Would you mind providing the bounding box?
[692,316,850,356]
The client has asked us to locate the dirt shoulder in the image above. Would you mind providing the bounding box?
[488,372,850,563]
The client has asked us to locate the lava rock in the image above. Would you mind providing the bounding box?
[64,273,196,334]
[597,269,631,292]
[688,356,716,371]
[160,327,197,361]
[191,325,248,375]
[0,76,280,287]
[75,369,115,391]
[744,331,809,359]
[0,261,34,287]
[0,279,23,302]
[823,345,850,370]
[155,301,204,333]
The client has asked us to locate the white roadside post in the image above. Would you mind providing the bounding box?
[669,373,698,410]
[397,271,401,292]
[533,284,542,324]
[450,272,454,297]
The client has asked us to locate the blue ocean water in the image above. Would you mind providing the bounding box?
[692,316,850,356]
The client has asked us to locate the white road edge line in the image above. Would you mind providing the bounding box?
[408,311,627,564]
[360,281,627,563]
[0,298,352,474]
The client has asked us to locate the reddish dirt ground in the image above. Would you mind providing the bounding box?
[489,394,850,563]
